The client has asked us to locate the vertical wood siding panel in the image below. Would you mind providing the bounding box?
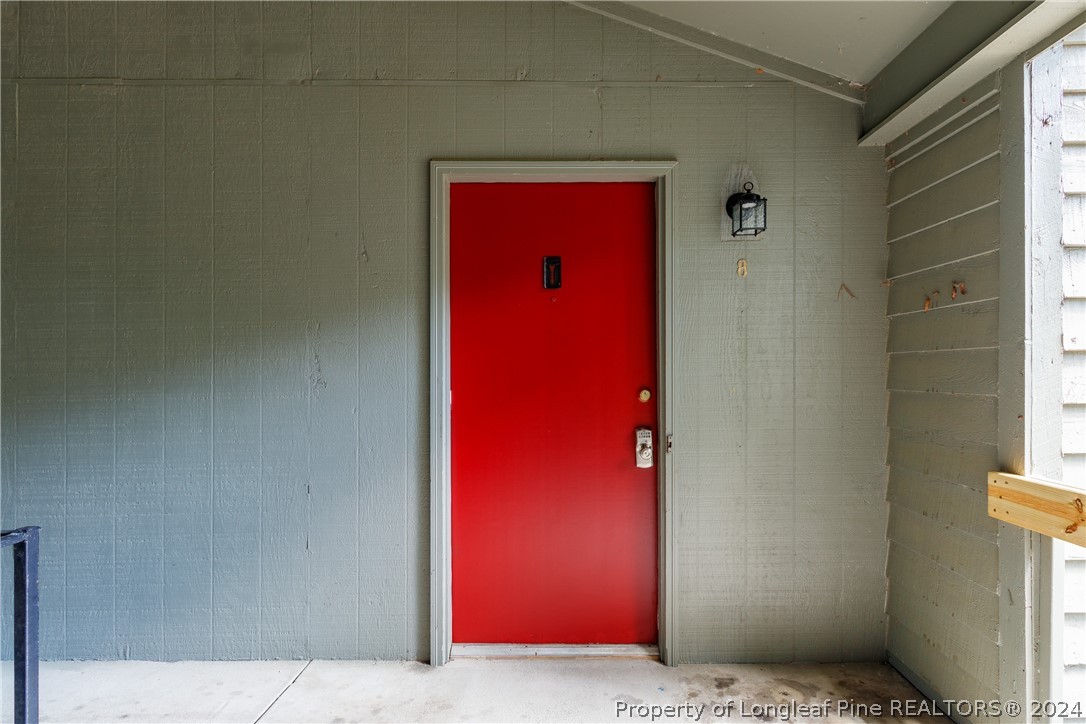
[1,2,19,78]
[405,87,455,658]
[211,86,262,659]
[166,2,214,79]
[407,2,456,80]
[262,2,310,81]
[115,86,166,660]
[307,86,361,658]
[0,83,12,506]
[601,18,652,82]
[838,99,891,658]
[741,85,803,660]
[670,41,774,83]
[553,3,602,81]
[214,2,262,80]
[68,1,116,78]
[503,85,554,158]
[454,87,503,158]
[456,2,505,80]
[649,36,701,82]
[116,3,166,80]
[504,2,554,82]
[163,85,213,660]
[64,85,117,659]
[0,80,16,653]
[651,86,703,663]
[260,85,310,658]
[311,2,360,80]
[18,1,65,77]
[552,86,601,157]
[17,86,68,657]
[358,2,407,81]
[357,85,410,659]
[601,88,651,157]
[794,88,846,486]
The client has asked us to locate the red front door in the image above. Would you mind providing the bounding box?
[450,182,658,644]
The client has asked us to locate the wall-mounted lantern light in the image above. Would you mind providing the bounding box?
[724,182,767,237]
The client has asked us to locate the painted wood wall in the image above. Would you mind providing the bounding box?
[0,1,890,661]
[881,75,1004,704]
[1060,26,1086,716]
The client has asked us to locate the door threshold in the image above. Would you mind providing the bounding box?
[450,644,659,660]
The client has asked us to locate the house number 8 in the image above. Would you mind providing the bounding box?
[737,259,748,278]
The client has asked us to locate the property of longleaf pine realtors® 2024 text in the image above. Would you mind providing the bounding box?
[615,697,1084,721]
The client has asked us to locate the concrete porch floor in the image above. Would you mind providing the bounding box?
[2,660,941,723]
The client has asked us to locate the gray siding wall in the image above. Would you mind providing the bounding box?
[882,77,1003,703]
[0,1,890,661]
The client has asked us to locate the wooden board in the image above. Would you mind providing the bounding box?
[888,391,996,444]
[887,111,1000,206]
[1065,92,1086,143]
[1066,194,1086,248]
[1065,349,1086,404]
[886,249,998,317]
[886,97,999,168]
[887,349,998,396]
[988,471,1086,547]
[886,156,1000,241]
[1064,144,1086,194]
[887,299,999,354]
[886,204,999,279]
[1064,42,1086,92]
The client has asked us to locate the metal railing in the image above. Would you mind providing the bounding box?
[1,527,39,724]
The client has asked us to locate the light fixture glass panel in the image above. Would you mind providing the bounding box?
[741,199,766,234]
[724,182,767,237]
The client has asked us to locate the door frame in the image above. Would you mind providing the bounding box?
[429,160,677,666]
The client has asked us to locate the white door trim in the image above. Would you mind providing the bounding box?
[450,644,661,660]
[429,160,677,667]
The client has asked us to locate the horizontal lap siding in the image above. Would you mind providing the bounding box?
[1062,33,1086,715]
[883,79,1002,705]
